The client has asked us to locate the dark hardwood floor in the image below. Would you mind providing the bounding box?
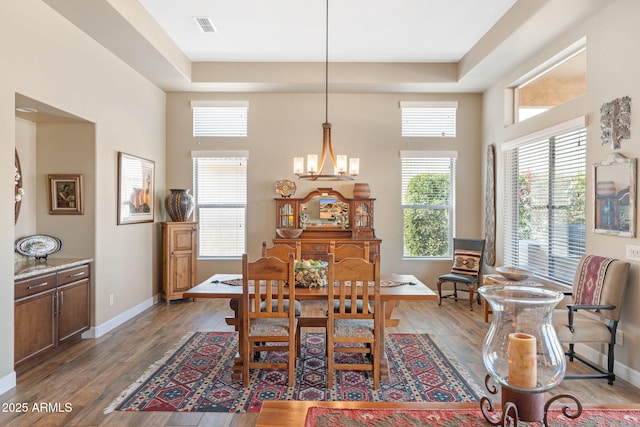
[1,296,638,426]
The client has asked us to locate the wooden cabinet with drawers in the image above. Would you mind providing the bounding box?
[14,262,91,369]
[162,222,198,304]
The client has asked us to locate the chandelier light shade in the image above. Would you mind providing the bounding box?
[294,0,359,181]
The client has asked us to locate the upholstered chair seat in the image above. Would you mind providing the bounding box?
[331,299,370,314]
[334,319,375,337]
[437,273,478,284]
[554,313,617,343]
[261,300,302,317]
[249,318,298,337]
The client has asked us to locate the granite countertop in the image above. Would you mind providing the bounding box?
[15,257,94,281]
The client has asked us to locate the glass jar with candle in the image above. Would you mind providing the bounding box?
[480,285,565,392]
[479,285,567,422]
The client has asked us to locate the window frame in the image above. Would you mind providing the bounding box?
[191,100,249,137]
[400,150,457,259]
[502,117,587,286]
[400,101,458,138]
[192,151,248,259]
[509,43,586,124]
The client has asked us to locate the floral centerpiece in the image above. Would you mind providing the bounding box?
[294,259,328,288]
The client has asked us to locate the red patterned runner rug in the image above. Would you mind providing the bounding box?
[105,332,481,413]
[304,406,640,427]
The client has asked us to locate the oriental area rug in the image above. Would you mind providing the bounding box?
[105,332,482,413]
[304,406,640,427]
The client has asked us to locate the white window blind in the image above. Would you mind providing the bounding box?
[503,124,586,285]
[400,101,457,137]
[191,101,248,137]
[192,152,247,258]
[400,151,457,257]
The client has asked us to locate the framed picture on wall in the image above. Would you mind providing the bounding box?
[593,153,636,237]
[48,174,84,215]
[117,152,155,225]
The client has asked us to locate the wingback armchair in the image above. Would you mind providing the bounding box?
[552,255,630,384]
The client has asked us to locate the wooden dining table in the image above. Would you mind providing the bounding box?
[184,273,437,380]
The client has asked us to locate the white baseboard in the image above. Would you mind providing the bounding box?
[0,371,16,396]
[573,343,640,388]
[82,294,160,339]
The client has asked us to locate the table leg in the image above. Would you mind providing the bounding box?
[384,300,399,327]
[230,297,244,380]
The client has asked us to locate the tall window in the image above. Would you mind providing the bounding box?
[192,152,248,258]
[400,101,457,137]
[503,119,586,284]
[401,151,457,257]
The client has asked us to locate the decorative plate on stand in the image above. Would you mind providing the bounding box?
[15,234,63,260]
[275,179,297,198]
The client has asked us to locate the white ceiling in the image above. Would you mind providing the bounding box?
[39,0,610,94]
[136,0,517,63]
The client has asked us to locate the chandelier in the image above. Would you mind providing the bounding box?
[293,0,359,181]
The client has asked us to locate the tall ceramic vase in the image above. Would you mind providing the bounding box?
[166,189,195,222]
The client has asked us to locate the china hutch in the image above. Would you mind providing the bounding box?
[274,187,380,261]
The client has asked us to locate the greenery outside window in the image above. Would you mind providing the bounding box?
[192,151,248,258]
[503,118,586,284]
[401,151,457,257]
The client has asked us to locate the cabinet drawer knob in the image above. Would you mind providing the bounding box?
[27,282,50,290]
[68,272,85,278]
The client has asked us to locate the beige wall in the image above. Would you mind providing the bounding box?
[483,0,640,384]
[1,0,166,390]
[166,92,483,284]
[36,123,96,257]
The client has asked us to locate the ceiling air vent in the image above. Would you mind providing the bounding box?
[194,17,216,33]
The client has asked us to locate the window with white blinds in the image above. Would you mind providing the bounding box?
[192,152,247,258]
[400,101,457,137]
[191,101,248,137]
[401,151,457,257]
[503,122,586,285]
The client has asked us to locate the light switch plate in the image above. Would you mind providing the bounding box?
[625,245,640,261]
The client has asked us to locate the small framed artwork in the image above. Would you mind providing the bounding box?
[49,174,84,215]
[593,153,636,237]
[117,152,155,225]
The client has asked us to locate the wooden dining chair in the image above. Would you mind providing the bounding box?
[262,241,301,261]
[261,241,302,316]
[328,241,372,314]
[329,241,370,262]
[326,254,382,389]
[241,254,297,387]
[262,241,318,358]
